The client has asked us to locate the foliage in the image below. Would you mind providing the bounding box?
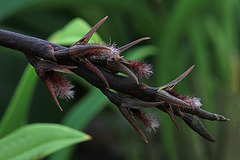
[0,0,239,160]
[0,124,90,160]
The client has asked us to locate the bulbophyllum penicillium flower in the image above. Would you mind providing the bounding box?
[0,16,229,143]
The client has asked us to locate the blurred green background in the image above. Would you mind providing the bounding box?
[0,0,239,159]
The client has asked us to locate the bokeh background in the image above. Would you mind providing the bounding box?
[0,0,239,160]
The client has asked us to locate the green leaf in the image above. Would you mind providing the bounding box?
[0,123,91,160]
[48,17,102,46]
[0,64,38,138]
[62,89,108,129]
[49,89,108,160]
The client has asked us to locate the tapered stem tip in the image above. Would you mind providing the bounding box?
[103,16,108,20]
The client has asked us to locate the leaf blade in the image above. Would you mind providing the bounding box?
[0,123,91,160]
[49,89,108,160]
[0,64,38,138]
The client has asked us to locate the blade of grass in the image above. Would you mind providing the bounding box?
[206,1,239,159]
[220,0,238,49]
[205,17,230,84]
[188,18,216,160]
[0,64,38,138]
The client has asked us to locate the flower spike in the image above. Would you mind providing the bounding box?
[1,17,229,143]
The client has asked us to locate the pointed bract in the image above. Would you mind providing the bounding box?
[157,89,191,108]
[82,59,110,89]
[32,58,76,111]
[119,104,148,143]
[107,60,139,84]
[164,104,179,131]
[158,65,195,91]
[118,37,150,53]
[71,16,108,47]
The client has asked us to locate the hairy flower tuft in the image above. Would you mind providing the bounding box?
[184,96,202,109]
[168,90,201,109]
[104,42,121,58]
[47,72,75,99]
[125,60,153,79]
[130,109,160,132]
